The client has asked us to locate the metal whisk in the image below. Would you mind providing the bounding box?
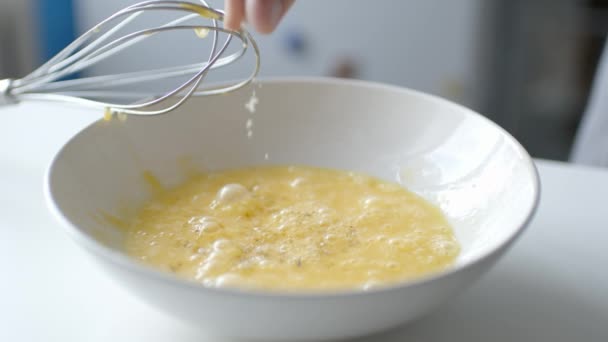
[0,0,260,116]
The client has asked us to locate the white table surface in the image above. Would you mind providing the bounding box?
[1,102,607,341]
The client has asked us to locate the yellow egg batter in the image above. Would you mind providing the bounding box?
[124,166,459,291]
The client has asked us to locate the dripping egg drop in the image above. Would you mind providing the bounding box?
[194,27,210,38]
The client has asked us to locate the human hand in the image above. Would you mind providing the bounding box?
[224,0,295,34]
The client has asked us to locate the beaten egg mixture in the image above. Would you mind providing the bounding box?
[124,166,459,291]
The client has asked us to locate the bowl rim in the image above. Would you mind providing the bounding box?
[44,76,541,299]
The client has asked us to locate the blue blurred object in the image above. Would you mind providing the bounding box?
[282,28,307,56]
[33,0,76,63]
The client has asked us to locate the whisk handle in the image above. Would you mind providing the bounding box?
[0,79,18,106]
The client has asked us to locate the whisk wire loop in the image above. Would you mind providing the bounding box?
[1,0,260,116]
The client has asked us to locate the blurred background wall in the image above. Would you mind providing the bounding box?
[0,0,38,78]
[1,0,607,161]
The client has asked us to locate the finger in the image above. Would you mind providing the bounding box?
[282,0,295,13]
[246,0,294,34]
[224,0,245,31]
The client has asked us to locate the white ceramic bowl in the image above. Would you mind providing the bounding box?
[45,78,539,341]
